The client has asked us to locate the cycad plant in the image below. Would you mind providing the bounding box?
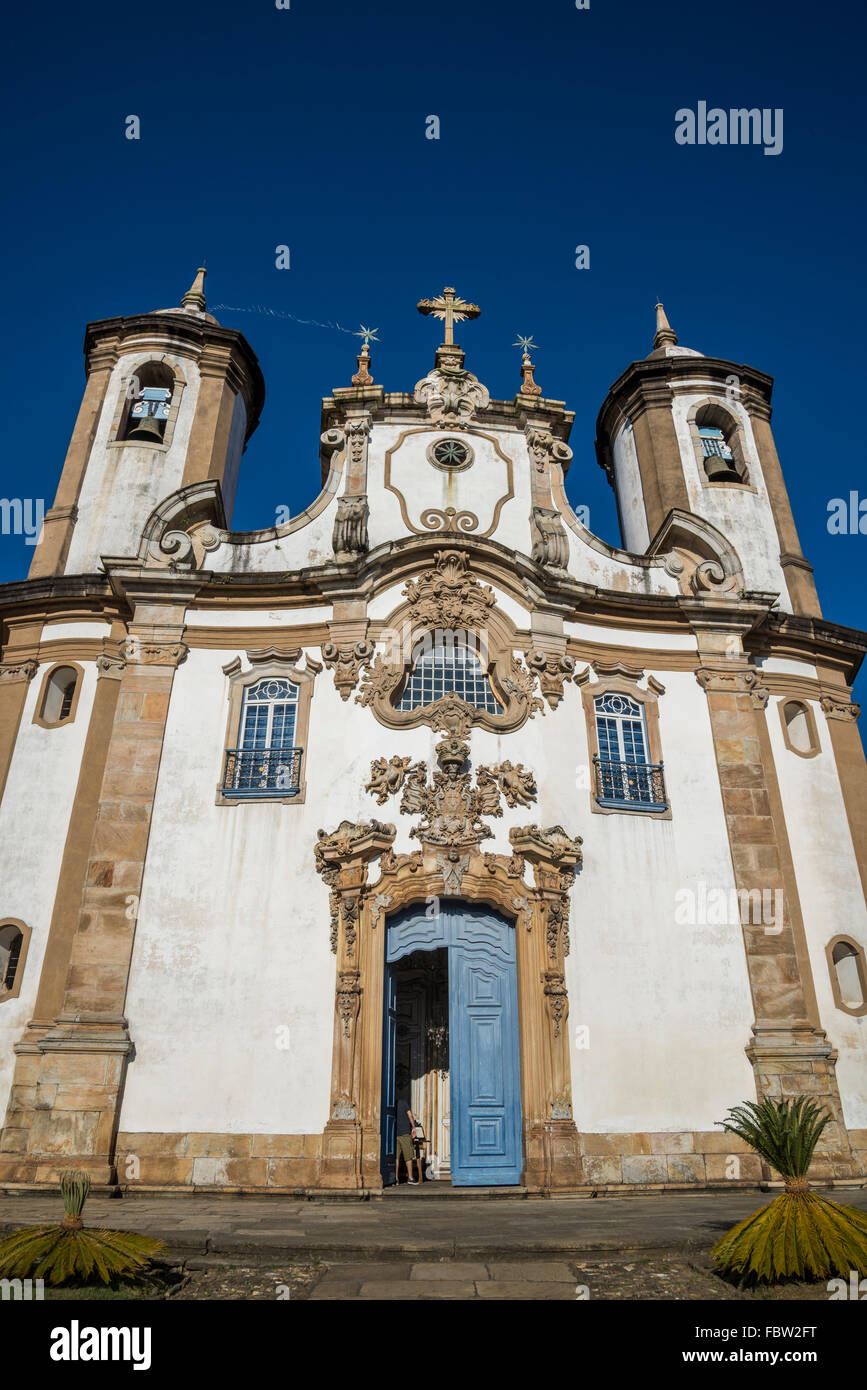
[712,1096,867,1285]
[0,1170,167,1286]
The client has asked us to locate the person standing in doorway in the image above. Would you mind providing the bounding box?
[395,1093,421,1185]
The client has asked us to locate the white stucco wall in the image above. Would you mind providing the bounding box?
[612,423,651,554]
[118,635,758,1141]
[766,697,867,1129]
[0,664,97,1117]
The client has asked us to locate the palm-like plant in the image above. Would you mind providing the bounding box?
[712,1096,867,1285]
[0,1170,167,1286]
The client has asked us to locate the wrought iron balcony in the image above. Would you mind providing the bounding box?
[222,746,303,798]
[593,756,667,812]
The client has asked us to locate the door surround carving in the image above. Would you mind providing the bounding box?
[314,814,584,1191]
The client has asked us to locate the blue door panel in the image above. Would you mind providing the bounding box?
[384,901,522,1187]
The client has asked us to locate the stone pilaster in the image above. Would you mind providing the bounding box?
[0,592,191,1184]
[693,620,856,1179]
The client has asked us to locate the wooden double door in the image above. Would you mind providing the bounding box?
[381,901,522,1186]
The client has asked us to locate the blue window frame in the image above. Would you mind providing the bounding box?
[223,678,302,797]
[396,636,501,714]
[593,692,667,811]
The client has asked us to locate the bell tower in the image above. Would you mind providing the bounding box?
[594,304,821,617]
[29,269,265,579]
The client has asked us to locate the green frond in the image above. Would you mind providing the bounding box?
[0,1224,168,1287]
[59,1169,91,1219]
[713,1190,867,1285]
[717,1096,831,1179]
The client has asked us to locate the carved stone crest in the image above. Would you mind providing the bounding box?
[414,361,490,425]
[365,738,540,850]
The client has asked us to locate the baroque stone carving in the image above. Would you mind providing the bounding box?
[404,549,496,630]
[366,739,540,851]
[820,695,861,723]
[419,506,480,535]
[122,638,188,667]
[550,1091,573,1120]
[0,659,38,683]
[332,494,370,560]
[525,426,572,474]
[488,761,538,808]
[336,972,362,1037]
[530,507,570,572]
[414,359,490,424]
[436,850,471,894]
[696,666,769,708]
[95,654,126,681]
[354,552,544,734]
[314,819,397,954]
[543,972,569,1037]
[365,755,414,805]
[528,650,575,708]
[322,640,374,701]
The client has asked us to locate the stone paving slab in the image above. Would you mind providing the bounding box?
[409,1262,490,1280]
[1,1189,865,1263]
[475,1282,577,1300]
[356,1281,477,1300]
[317,1263,412,1282]
[486,1261,575,1281]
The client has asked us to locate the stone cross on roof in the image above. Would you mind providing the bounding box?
[417,286,481,346]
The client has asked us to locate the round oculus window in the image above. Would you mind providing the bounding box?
[428,437,474,472]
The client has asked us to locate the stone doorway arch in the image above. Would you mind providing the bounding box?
[314,815,584,1191]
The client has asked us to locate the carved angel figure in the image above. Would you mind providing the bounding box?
[490,760,538,809]
[365,755,413,805]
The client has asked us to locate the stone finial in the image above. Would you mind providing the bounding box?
[653,300,678,349]
[518,353,542,397]
[514,335,542,397]
[351,326,378,387]
[351,342,374,387]
[181,266,208,312]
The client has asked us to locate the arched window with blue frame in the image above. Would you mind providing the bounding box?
[593,692,667,810]
[224,677,302,796]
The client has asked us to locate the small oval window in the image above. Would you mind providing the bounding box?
[41,666,78,724]
[782,699,818,756]
[832,940,866,1010]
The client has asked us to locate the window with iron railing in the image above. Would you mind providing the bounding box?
[593,692,667,811]
[222,677,303,798]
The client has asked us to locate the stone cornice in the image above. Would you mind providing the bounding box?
[321,391,575,442]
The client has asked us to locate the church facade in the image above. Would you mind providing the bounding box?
[1,274,865,1193]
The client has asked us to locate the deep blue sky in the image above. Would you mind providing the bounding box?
[2,0,865,702]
